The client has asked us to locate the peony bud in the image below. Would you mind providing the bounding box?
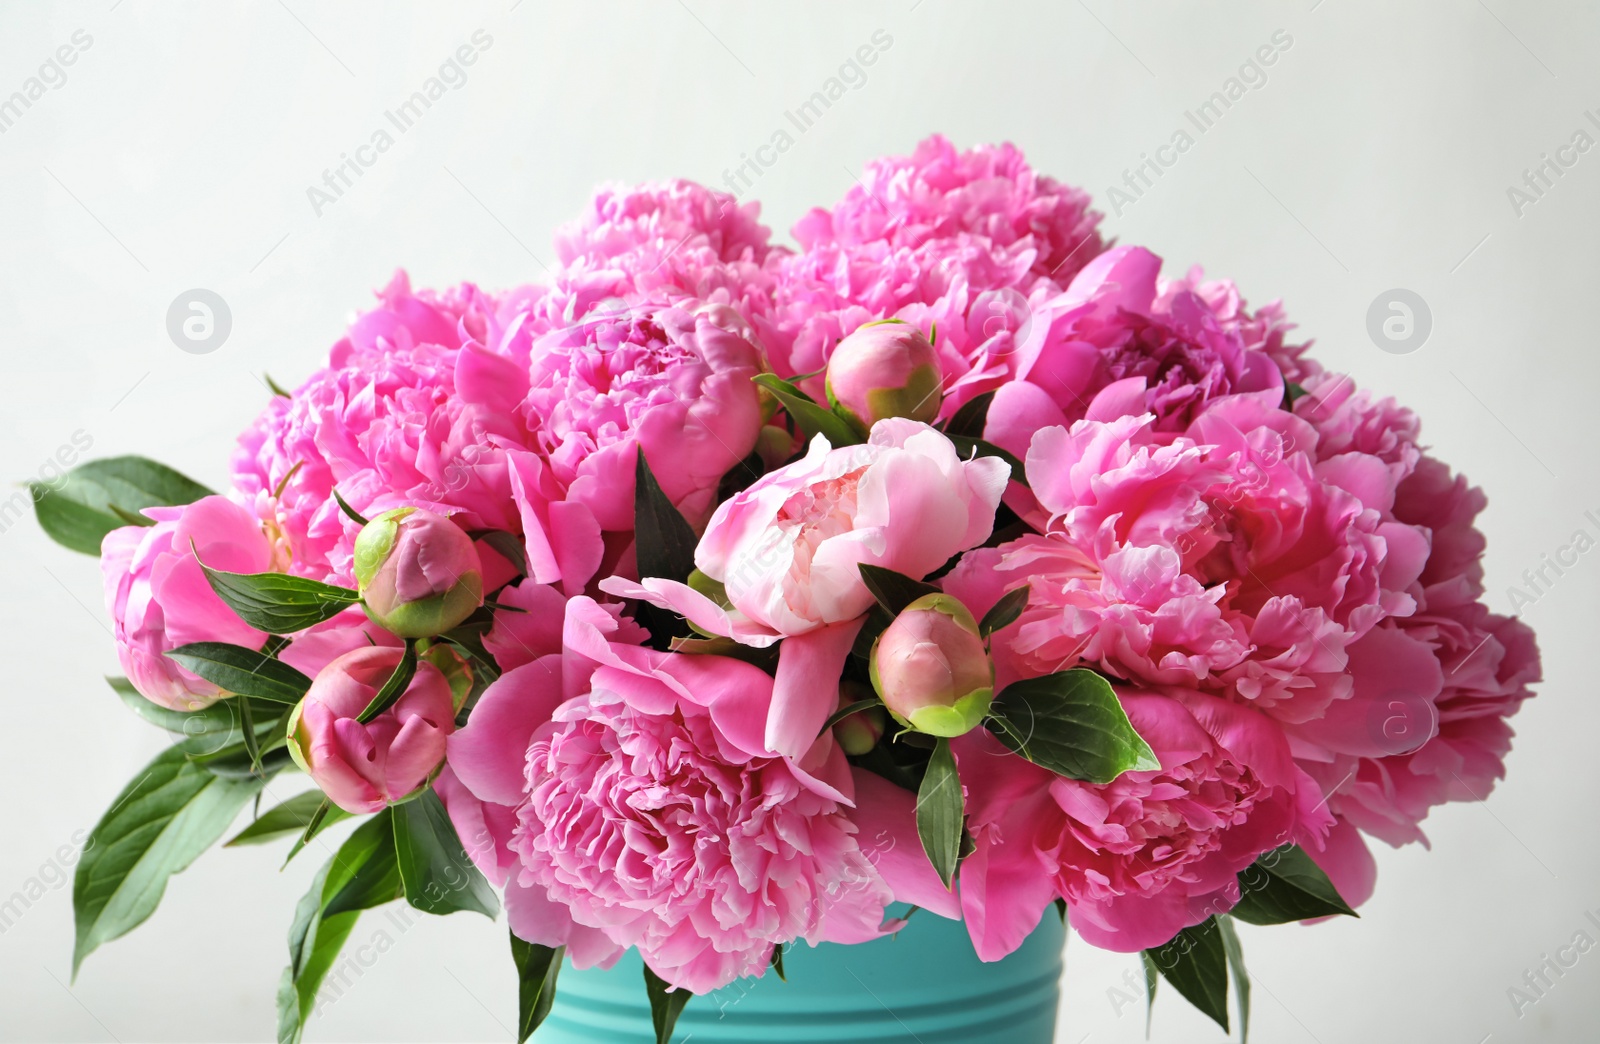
[825,319,942,432]
[287,645,456,814]
[353,507,484,638]
[832,682,887,755]
[870,593,993,738]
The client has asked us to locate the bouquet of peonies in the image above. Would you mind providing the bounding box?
[39,135,1540,1042]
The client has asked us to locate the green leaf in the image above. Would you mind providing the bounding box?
[1145,918,1229,1033]
[73,744,263,974]
[391,789,499,918]
[225,791,329,847]
[281,799,353,867]
[277,811,400,1044]
[915,737,963,889]
[945,434,1024,478]
[1141,951,1159,1037]
[856,563,940,616]
[752,372,862,448]
[1218,915,1250,1043]
[943,390,994,439]
[1229,844,1358,925]
[985,668,1160,784]
[199,565,359,635]
[818,697,883,737]
[511,935,563,1043]
[633,449,700,585]
[476,529,529,578]
[109,676,275,757]
[356,642,417,723]
[769,943,787,982]
[643,964,692,1044]
[331,488,369,526]
[978,585,1030,637]
[1283,382,1308,409]
[265,373,293,398]
[30,456,214,555]
[165,642,313,705]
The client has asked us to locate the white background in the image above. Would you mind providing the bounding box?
[1,2,1596,1041]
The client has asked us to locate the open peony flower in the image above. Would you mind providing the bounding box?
[101,496,281,710]
[952,690,1332,958]
[604,419,1007,756]
[443,596,889,992]
[758,135,1105,405]
[514,300,765,533]
[979,246,1289,459]
[231,272,525,584]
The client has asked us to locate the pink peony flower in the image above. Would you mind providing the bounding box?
[287,646,457,815]
[979,246,1287,458]
[353,507,484,638]
[952,690,1332,958]
[824,319,943,431]
[514,300,765,533]
[445,596,888,991]
[950,394,1427,727]
[101,495,281,710]
[758,135,1104,404]
[604,419,1007,756]
[231,272,527,585]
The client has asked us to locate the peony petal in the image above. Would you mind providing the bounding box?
[767,617,866,759]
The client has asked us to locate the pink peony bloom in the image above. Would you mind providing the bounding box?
[101,495,281,710]
[514,300,765,534]
[231,272,526,585]
[445,596,888,991]
[953,690,1332,958]
[824,319,943,431]
[758,135,1104,404]
[951,395,1427,727]
[604,419,1007,756]
[288,646,457,815]
[979,246,1287,456]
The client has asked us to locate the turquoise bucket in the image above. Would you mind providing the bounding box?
[539,910,1064,1043]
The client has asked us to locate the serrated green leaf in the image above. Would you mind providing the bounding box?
[752,372,862,448]
[856,563,940,616]
[73,745,263,974]
[1145,918,1229,1033]
[392,789,498,918]
[165,642,312,705]
[643,964,692,1044]
[31,456,214,555]
[511,934,563,1042]
[985,668,1160,784]
[199,565,359,635]
[1218,915,1250,1043]
[1229,844,1358,925]
[978,584,1030,636]
[915,737,963,889]
[225,791,329,847]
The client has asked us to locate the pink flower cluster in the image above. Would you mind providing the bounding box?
[99,135,1538,992]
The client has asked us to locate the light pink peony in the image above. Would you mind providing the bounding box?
[287,646,457,815]
[101,495,282,710]
[445,596,888,991]
[951,690,1332,958]
[604,419,1007,756]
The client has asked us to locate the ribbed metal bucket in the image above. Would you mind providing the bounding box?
[539,910,1064,1043]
